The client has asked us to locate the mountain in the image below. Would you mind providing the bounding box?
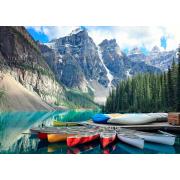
[146,46,177,71]
[0,27,167,108]
[0,26,65,110]
[127,45,177,71]
[0,73,54,111]
[127,47,147,62]
[40,29,161,104]
[0,26,99,110]
[41,27,109,91]
[41,29,161,88]
[99,39,161,85]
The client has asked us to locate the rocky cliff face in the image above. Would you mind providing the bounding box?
[99,39,161,85]
[0,26,64,104]
[146,47,177,71]
[0,26,166,106]
[41,27,110,91]
[127,45,177,71]
[41,28,161,91]
[127,47,147,62]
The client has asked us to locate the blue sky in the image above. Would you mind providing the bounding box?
[26,26,179,53]
[28,27,49,43]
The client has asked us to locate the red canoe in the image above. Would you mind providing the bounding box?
[38,132,48,140]
[100,131,116,148]
[67,132,100,147]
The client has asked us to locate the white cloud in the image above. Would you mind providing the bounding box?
[29,26,180,51]
[28,26,78,40]
[163,26,180,50]
[88,26,180,51]
[42,26,79,40]
[88,26,164,50]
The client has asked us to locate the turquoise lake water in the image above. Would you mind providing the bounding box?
[1,110,180,154]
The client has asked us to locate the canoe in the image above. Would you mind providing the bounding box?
[107,113,168,125]
[53,121,82,127]
[37,128,80,143]
[38,132,48,140]
[117,132,144,149]
[120,128,176,145]
[134,131,176,145]
[100,131,116,148]
[31,127,68,134]
[92,114,110,124]
[47,133,74,143]
[67,132,100,147]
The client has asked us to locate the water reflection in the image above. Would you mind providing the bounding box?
[67,141,99,154]
[0,111,64,152]
[0,110,97,153]
[116,142,151,154]
[102,144,117,154]
[144,143,176,154]
[37,142,68,154]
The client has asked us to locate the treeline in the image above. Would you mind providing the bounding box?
[64,90,99,109]
[105,47,180,113]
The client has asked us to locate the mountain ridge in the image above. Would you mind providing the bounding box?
[1,26,174,109]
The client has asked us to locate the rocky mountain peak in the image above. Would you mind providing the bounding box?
[151,45,160,53]
[99,39,117,48]
[69,26,87,36]
[128,47,142,55]
[99,39,122,57]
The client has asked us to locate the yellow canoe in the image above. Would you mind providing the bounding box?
[53,121,81,127]
[47,133,75,143]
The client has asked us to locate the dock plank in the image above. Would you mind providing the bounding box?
[82,121,180,132]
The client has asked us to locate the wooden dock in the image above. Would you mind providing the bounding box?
[83,121,180,132]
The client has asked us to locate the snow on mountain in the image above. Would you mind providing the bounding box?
[69,27,86,36]
[126,69,132,78]
[40,28,162,104]
[128,47,142,55]
[97,46,114,87]
[44,42,56,49]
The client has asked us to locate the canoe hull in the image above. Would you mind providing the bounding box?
[100,131,116,148]
[107,113,168,125]
[117,134,144,149]
[47,133,73,143]
[38,132,48,140]
[136,134,176,145]
[53,121,81,127]
[100,135,116,148]
[67,134,99,147]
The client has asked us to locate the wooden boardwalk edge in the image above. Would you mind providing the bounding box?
[82,121,180,132]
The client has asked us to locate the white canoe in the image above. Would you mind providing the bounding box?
[107,113,168,125]
[120,128,176,146]
[135,132,176,145]
[117,133,144,149]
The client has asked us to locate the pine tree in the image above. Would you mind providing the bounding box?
[167,67,175,111]
[177,45,180,111]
